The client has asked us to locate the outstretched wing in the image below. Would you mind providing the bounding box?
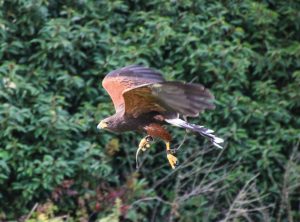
[102,65,164,112]
[123,81,215,118]
[103,65,215,118]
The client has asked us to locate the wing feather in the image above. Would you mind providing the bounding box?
[122,81,215,118]
[102,65,215,118]
[102,65,164,112]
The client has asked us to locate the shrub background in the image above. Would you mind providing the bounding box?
[0,0,299,221]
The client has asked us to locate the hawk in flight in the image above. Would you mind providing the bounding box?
[98,65,223,169]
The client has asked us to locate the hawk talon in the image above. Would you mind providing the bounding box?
[170,149,177,154]
[136,136,154,169]
[138,136,153,151]
[167,153,178,169]
[146,135,153,142]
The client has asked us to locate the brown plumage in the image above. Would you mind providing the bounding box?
[98,65,223,169]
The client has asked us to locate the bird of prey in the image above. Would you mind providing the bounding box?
[97,65,223,169]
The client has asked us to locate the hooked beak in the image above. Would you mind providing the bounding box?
[97,121,108,129]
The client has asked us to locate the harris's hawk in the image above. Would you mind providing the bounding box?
[97,65,223,169]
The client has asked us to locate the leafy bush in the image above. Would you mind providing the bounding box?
[0,0,299,221]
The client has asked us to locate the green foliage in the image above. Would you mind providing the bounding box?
[0,0,300,221]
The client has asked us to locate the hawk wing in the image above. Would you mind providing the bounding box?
[102,65,165,112]
[123,82,215,118]
[103,65,215,118]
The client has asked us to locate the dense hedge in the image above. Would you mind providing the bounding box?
[0,0,299,221]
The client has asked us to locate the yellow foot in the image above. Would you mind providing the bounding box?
[138,135,153,151]
[136,136,153,169]
[167,151,178,169]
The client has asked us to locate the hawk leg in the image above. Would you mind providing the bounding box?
[166,141,178,169]
[144,123,178,169]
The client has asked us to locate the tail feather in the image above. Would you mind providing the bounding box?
[165,118,224,149]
